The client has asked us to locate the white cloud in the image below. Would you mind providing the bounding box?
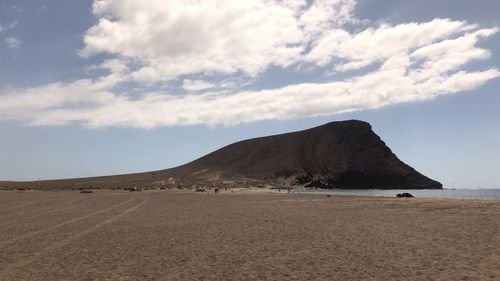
[0,22,18,33]
[409,28,498,77]
[305,19,476,71]
[182,79,216,92]
[299,0,360,38]
[80,0,308,81]
[1,64,497,128]
[1,22,21,49]
[0,0,499,128]
[79,0,363,83]
[5,37,21,49]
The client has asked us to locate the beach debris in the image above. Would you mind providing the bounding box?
[195,186,205,192]
[396,193,414,198]
[80,189,93,194]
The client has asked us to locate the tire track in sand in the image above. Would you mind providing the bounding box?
[0,196,148,275]
[0,195,135,248]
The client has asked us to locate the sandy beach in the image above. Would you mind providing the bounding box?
[0,190,499,280]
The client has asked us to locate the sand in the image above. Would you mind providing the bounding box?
[0,190,499,280]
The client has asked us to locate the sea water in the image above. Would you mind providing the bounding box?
[287,188,500,200]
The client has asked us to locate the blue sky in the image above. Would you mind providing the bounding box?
[0,0,499,188]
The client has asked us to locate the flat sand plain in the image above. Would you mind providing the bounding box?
[0,190,499,281]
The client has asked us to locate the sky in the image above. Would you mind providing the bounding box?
[0,0,499,189]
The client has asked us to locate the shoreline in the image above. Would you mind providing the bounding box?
[2,186,500,201]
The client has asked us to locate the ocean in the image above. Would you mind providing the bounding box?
[286,188,500,200]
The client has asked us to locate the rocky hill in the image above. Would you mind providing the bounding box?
[168,120,442,189]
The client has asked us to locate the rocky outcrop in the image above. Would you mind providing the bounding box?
[397,193,415,198]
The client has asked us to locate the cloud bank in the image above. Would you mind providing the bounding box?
[0,0,498,128]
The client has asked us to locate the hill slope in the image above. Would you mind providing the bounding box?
[169,120,441,189]
[0,120,442,190]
